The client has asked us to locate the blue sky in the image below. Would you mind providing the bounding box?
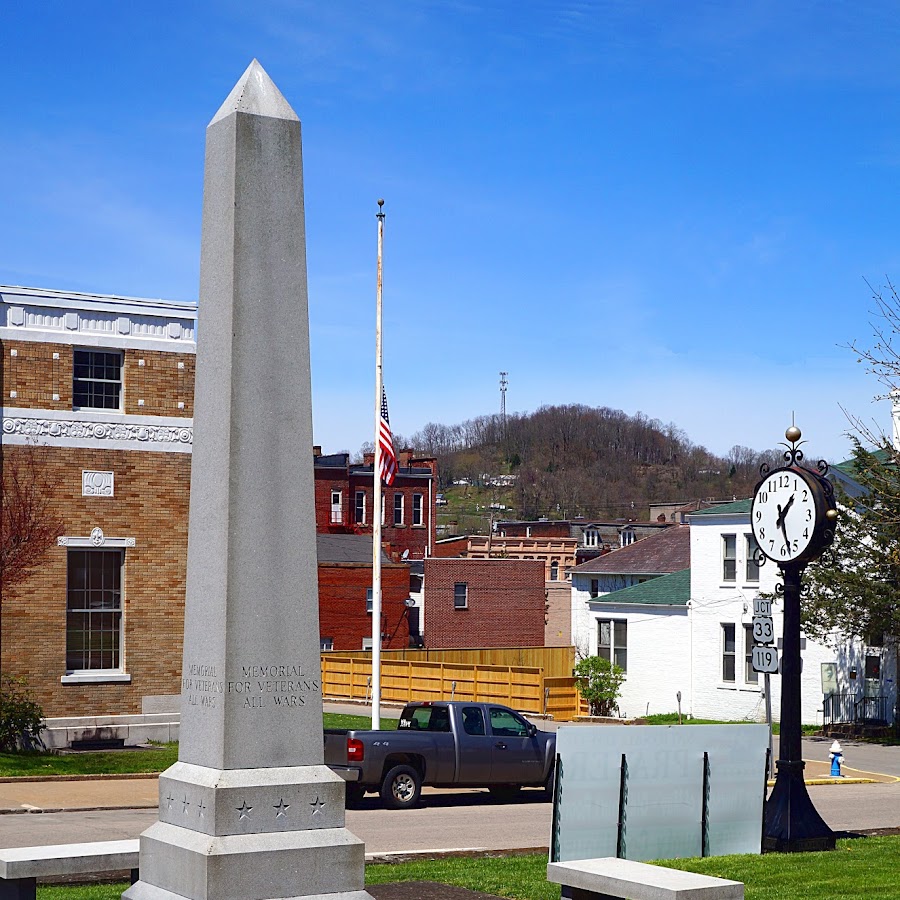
[5,1,900,463]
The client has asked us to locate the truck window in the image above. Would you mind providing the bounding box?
[461,707,485,736]
[399,705,451,732]
[489,707,529,738]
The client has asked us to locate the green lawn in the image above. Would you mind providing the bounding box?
[645,712,821,735]
[31,836,900,900]
[0,713,397,778]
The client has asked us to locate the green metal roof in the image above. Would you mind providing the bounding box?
[831,448,891,479]
[590,568,691,606]
[688,499,752,517]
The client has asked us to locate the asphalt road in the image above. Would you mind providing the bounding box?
[0,780,896,854]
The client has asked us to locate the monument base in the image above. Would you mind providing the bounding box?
[125,762,375,900]
[124,889,374,900]
[124,821,375,900]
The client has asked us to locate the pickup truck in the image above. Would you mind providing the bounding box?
[324,701,556,809]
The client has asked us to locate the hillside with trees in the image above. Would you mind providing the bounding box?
[403,404,782,522]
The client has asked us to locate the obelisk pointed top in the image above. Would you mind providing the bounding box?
[210,59,299,126]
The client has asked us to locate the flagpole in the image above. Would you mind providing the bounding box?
[371,199,385,730]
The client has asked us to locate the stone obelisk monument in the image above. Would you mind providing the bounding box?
[124,60,374,900]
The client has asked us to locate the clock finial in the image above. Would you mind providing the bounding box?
[785,425,802,444]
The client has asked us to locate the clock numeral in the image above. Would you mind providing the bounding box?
[759,526,765,540]
[792,539,798,552]
[802,489,808,502]
[759,491,768,504]
[769,540,775,551]
[780,543,788,557]
[755,510,762,521]
[803,528,809,539]
[806,509,812,521]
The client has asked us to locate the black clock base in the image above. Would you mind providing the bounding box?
[763,760,836,853]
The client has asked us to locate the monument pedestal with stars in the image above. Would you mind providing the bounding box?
[123,60,374,900]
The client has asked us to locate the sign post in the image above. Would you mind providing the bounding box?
[751,595,777,779]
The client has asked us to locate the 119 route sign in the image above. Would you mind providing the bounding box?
[752,646,779,674]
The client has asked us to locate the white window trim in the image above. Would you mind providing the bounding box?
[330,490,342,524]
[58,536,136,548]
[722,533,737,583]
[72,347,124,413]
[61,672,131,684]
[744,533,760,583]
[412,493,424,527]
[393,493,404,526]
[355,490,367,525]
[722,622,737,683]
[63,545,130,682]
[454,582,468,609]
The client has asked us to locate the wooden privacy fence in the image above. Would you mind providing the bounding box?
[322,656,548,714]
[320,656,585,719]
[543,676,590,720]
[325,646,576,679]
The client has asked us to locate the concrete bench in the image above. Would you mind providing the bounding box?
[547,858,744,900]
[0,840,139,899]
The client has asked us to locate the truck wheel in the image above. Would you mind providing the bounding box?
[488,784,522,801]
[345,783,366,808]
[380,765,421,809]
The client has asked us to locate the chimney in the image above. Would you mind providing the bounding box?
[398,448,413,469]
[363,451,375,467]
[313,445,322,458]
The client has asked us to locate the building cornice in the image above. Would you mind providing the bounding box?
[1,285,197,353]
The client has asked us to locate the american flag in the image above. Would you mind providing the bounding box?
[379,386,398,486]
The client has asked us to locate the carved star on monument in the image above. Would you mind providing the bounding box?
[182,796,191,814]
[197,799,207,817]
[237,801,253,820]
[274,799,290,817]
[165,792,175,811]
[310,797,325,817]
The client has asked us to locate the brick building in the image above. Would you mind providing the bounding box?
[313,449,437,561]
[422,557,545,649]
[316,534,410,652]
[1,286,431,721]
[1,286,197,718]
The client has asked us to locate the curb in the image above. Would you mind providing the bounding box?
[0,773,160,784]
[0,804,157,815]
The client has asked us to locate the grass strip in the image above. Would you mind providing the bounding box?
[644,712,821,735]
[0,713,397,778]
[31,837,900,900]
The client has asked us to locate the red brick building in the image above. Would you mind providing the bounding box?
[316,533,411,652]
[422,558,546,649]
[314,449,437,561]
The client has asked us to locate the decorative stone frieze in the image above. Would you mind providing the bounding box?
[2,410,192,452]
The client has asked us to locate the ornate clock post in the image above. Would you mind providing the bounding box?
[751,426,838,852]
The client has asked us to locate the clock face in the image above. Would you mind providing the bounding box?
[751,468,821,563]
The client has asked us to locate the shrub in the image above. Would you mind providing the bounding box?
[0,674,45,752]
[574,655,625,717]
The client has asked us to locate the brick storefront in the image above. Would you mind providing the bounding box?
[317,540,410,653]
[313,450,437,561]
[423,557,546,649]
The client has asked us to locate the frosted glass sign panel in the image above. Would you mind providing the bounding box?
[553,725,768,863]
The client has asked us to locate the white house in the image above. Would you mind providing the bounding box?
[569,499,897,725]
[573,569,692,719]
